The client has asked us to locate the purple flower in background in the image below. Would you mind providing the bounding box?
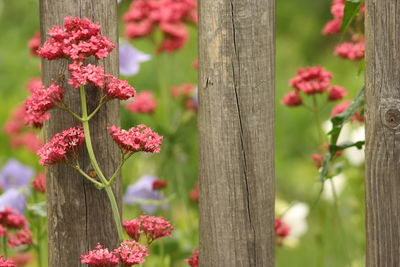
[123,175,166,214]
[0,188,27,214]
[0,159,34,191]
[119,41,151,76]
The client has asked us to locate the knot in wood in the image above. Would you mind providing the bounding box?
[384,109,400,128]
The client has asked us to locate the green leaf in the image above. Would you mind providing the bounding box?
[329,86,365,144]
[341,0,363,33]
[27,202,47,217]
[319,86,365,182]
[329,141,365,154]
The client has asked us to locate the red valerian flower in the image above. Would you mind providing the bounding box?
[8,227,33,248]
[123,0,197,52]
[140,215,173,243]
[32,173,46,193]
[108,125,163,154]
[81,244,119,267]
[184,250,199,267]
[327,85,347,101]
[38,17,115,61]
[105,76,136,100]
[126,91,157,114]
[68,61,136,100]
[0,255,16,267]
[24,83,64,127]
[289,66,333,95]
[189,182,199,203]
[281,91,302,107]
[37,126,85,166]
[322,0,345,35]
[68,62,106,89]
[113,241,148,266]
[275,218,291,244]
[0,208,27,229]
[28,32,41,57]
[123,219,142,242]
[152,179,167,190]
[335,40,365,61]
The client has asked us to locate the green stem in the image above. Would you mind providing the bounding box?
[330,179,352,267]
[87,98,108,121]
[70,164,105,189]
[33,192,44,267]
[312,95,324,145]
[80,86,124,242]
[57,103,83,121]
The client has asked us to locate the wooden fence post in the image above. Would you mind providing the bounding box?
[39,1,121,266]
[198,0,275,266]
[365,0,400,266]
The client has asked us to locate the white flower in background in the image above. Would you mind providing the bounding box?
[344,125,365,166]
[281,202,310,247]
[322,173,346,202]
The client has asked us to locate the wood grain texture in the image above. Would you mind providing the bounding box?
[198,0,275,266]
[365,0,400,266]
[39,1,121,266]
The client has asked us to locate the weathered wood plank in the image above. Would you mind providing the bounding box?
[365,0,400,266]
[39,1,121,266]
[198,0,275,266]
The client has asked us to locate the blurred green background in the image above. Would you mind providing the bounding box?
[0,0,365,266]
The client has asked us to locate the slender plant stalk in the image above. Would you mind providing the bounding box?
[80,85,124,242]
[33,192,44,267]
[312,95,324,145]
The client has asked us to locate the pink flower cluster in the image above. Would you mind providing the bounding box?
[37,126,85,166]
[322,0,345,35]
[0,255,16,267]
[24,82,64,127]
[126,91,157,114]
[323,0,365,61]
[282,66,347,107]
[123,0,197,52]
[108,125,163,154]
[0,208,33,249]
[68,61,136,100]
[32,172,46,193]
[123,215,173,244]
[3,105,43,153]
[81,241,148,267]
[114,241,148,266]
[335,36,365,61]
[184,250,199,267]
[38,17,114,60]
[81,244,119,267]
[28,32,41,57]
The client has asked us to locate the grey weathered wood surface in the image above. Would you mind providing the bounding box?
[39,1,121,266]
[365,0,400,266]
[198,0,275,266]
